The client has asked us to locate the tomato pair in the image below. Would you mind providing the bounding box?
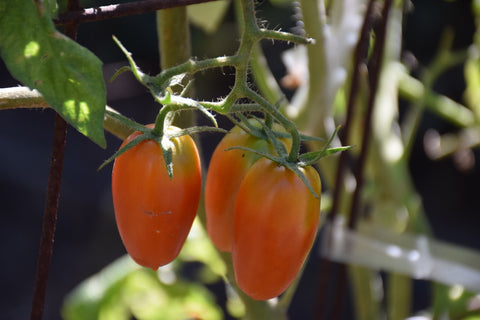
[205,124,322,300]
[111,122,321,300]
[111,124,201,270]
[204,123,291,252]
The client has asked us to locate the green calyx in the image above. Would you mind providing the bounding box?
[98,112,225,177]
[225,117,352,199]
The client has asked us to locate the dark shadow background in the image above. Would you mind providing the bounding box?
[0,0,479,319]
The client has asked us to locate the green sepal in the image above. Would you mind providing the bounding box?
[234,114,267,138]
[298,125,352,165]
[299,146,353,165]
[248,116,288,156]
[98,134,150,171]
[284,162,320,199]
[225,145,320,199]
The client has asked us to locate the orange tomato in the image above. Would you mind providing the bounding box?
[111,125,201,270]
[232,158,321,300]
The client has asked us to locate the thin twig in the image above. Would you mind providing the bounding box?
[54,0,221,25]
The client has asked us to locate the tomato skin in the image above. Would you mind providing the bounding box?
[232,158,321,300]
[205,124,290,252]
[111,124,201,270]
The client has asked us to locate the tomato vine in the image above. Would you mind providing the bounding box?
[103,0,348,197]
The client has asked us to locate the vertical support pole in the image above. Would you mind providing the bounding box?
[29,1,79,318]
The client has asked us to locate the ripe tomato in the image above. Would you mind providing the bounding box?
[232,158,321,300]
[205,123,290,252]
[111,124,201,270]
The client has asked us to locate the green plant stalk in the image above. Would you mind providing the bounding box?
[231,0,303,162]
[157,8,191,71]
[157,6,195,130]
[378,5,414,319]
[349,265,381,320]
[401,31,470,161]
[153,55,240,89]
[297,0,327,135]
[387,273,412,320]
[398,73,475,129]
[250,44,288,109]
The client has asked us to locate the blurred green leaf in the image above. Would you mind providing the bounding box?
[0,1,106,147]
[433,283,480,319]
[127,269,223,320]
[63,243,225,320]
[62,255,141,320]
[187,0,230,34]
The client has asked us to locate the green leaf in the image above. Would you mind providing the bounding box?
[286,163,320,199]
[187,0,230,34]
[61,255,141,320]
[0,1,107,147]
